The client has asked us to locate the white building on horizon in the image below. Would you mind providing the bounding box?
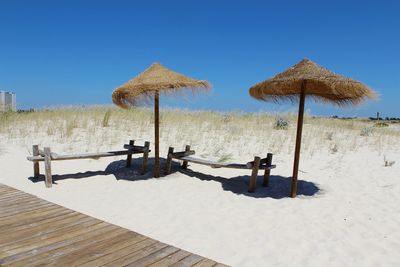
[0,91,17,112]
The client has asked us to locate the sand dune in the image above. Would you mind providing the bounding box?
[1,108,399,266]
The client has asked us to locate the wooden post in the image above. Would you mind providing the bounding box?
[291,82,306,198]
[154,91,160,178]
[44,147,52,188]
[141,141,150,175]
[248,156,260,193]
[165,147,174,175]
[126,140,134,167]
[181,145,190,169]
[33,145,40,178]
[263,153,273,187]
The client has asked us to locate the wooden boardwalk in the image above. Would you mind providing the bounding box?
[0,184,228,267]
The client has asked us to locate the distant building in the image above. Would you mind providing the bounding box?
[0,91,16,112]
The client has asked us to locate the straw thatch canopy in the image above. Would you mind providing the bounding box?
[249,58,377,198]
[111,62,210,178]
[112,63,210,108]
[249,58,376,105]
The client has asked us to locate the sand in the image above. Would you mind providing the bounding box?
[1,141,399,267]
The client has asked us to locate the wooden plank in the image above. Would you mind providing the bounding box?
[0,205,66,227]
[0,193,37,203]
[148,249,192,267]
[171,150,196,159]
[181,145,191,169]
[178,156,242,168]
[0,208,74,231]
[0,189,17,196]
[79,238,158,267]
[0,185,17,192]
[248,156,260,193]
[0,189,18,195]
[263,153,273,187]
[44,147,52,188]
[0,184,18,190]
[141,141,150,175]
[0,206,77,233]
[179,156,276,170]
[0,215,102,253]
[169,253,204,267]
[125,245,180,267]
[53,149,149,159]
[1,225,123,266]
[32,145,40,177]
[0,194,46,205]
[126,140,134,167]
[63,233,148,266]
[44,230,145,266]
[0,193,48,205]
[0,191,16,197]
[0,202,61,220]
[0,199,44,210]
[246,153,273,168]
[0,191,22,198]
[0,220,107,258]
[165,147,174,175]
[0,211,82,235]
[0,193,36,203]
[27,149,145,162]
[0,190,27,199]
[38,149,58,159]
[0,198,48,211]
[0,187,23,194]
[103,242,169,266]
[178,156,248,169]
[0,213,89,245]
[123,144,149,153]
[192,258,219,267]
[0,202,54,217]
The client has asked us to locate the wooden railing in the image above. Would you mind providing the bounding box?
[27,140,150,188]
[164,145,276,193]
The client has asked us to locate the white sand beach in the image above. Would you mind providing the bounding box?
[1,108,399,266]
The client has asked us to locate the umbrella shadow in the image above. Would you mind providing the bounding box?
[28,157,181,184]
[179,168,321,199]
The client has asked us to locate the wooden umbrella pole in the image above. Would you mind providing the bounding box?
[154,91,160,178]
[291,81,306,198]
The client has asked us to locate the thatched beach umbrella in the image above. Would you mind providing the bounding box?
[249,59,376,198]
[112,63,210,178]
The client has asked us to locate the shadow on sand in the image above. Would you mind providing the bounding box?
[28,157,181,184]
[29,157,320,199]
[179,168,320,199]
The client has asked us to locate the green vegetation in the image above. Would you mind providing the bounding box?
[274,117,289,130]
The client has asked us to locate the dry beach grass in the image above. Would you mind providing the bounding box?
[0,106,398,162]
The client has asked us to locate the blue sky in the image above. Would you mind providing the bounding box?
[0,0,399,117]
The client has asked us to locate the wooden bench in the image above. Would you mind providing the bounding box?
[27,140,150,188]
[164,145,276,192]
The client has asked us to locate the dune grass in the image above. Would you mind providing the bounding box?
[0,106,399,159]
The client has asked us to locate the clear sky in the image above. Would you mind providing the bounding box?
[1,0,399,117]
